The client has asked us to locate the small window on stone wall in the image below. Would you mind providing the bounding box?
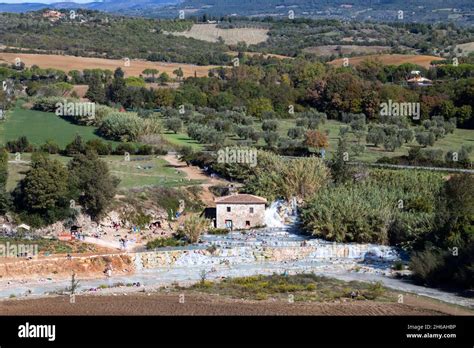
[227,206,231,212]
[249,207,254,213]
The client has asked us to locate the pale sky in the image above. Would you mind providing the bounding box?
[1,0,95,3]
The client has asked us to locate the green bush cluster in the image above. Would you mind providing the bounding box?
[99,112,162,142]
[300,169,443,245]
[146,236,187,249]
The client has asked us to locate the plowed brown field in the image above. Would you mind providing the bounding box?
[0,53,219,78]
[1,292,471,316]
[329,54,443,68]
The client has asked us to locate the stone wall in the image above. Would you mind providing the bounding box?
[216,203,265,229]
[132,242,391,270]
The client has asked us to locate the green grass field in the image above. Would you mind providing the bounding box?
[6,153,201,191]
[2,103,472,165]
[103,155,202,189]
[0,104,113,147]
[252,119,474,162]
[160,116,473,162]
[161,131,204,151]
[321,121,474,162]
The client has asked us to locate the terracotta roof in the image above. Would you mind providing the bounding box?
[215,194,267,205]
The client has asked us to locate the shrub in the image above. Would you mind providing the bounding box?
[262,120,278,132]
[301,184,393,244]
[136,144,154,155]
[113,143,137,155]
[99,112,162,142]
[263,131,279,147]
[301,169,443,245]
[164,117,182,133]
[415,131,436,147]
[383,134,402,152]
[64,135,86,156]
[6,136,34,153]
[392,261,404,271]
[32,96,73,112]
[241,151,330,202]
[180,214,210,243]
[410,249,447,285]
[366,126,386,147]
[279,157,330,201]
[364,281,385,300]
[287,127,305,139]
[85,139,112,155]
[146,237,186,250]
[304,130,329,150]
[92,105,115,126]
[40,140,60,154]
[207,228,229,235]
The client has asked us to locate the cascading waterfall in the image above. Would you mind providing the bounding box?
[264,200,286,228]
[291,197,298,216]
[134,254,144,271]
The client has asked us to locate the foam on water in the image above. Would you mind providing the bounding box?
[264,200,286,228]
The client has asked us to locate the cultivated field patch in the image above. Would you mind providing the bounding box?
[303,45,391,57]
[328,54,443,68]
[0,53,218,78]
[169,24,269,45]
[455,42,474,56]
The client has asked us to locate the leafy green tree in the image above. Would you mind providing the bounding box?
[399,128,415,143]
[173,67,184,81]
[262,120,278,132]
[411,174,474,289]
[159,72,171,84]
[85,139,112,156]
[13,153,70,225]
[247,97,273,119]
[99,112,162,142]
[263,131,279,148]
[107,68,128,106]
[367,126,386,147]
[287,127,305,139]
[236,126,253,140]
[433,174,474,249]
[125,76,146,88]
[68,152,119,221]
[0,149,8,190]
[142,68,159,82]
[178,146,194,166]
[0,149,9,214]
[6,136,31,153]
[64,135,86,156]
[383,135,402,152]
[165,117,182,133]
[416,131,436,147]
[280,157,330,201]
[330,136,352,184]
[40,140,60,154]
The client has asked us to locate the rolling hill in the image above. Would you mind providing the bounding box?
[0,0,179,13]
[0,0,472,24]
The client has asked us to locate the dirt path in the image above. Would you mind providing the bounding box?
[0,292,462,316]
[163,153,234,206]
